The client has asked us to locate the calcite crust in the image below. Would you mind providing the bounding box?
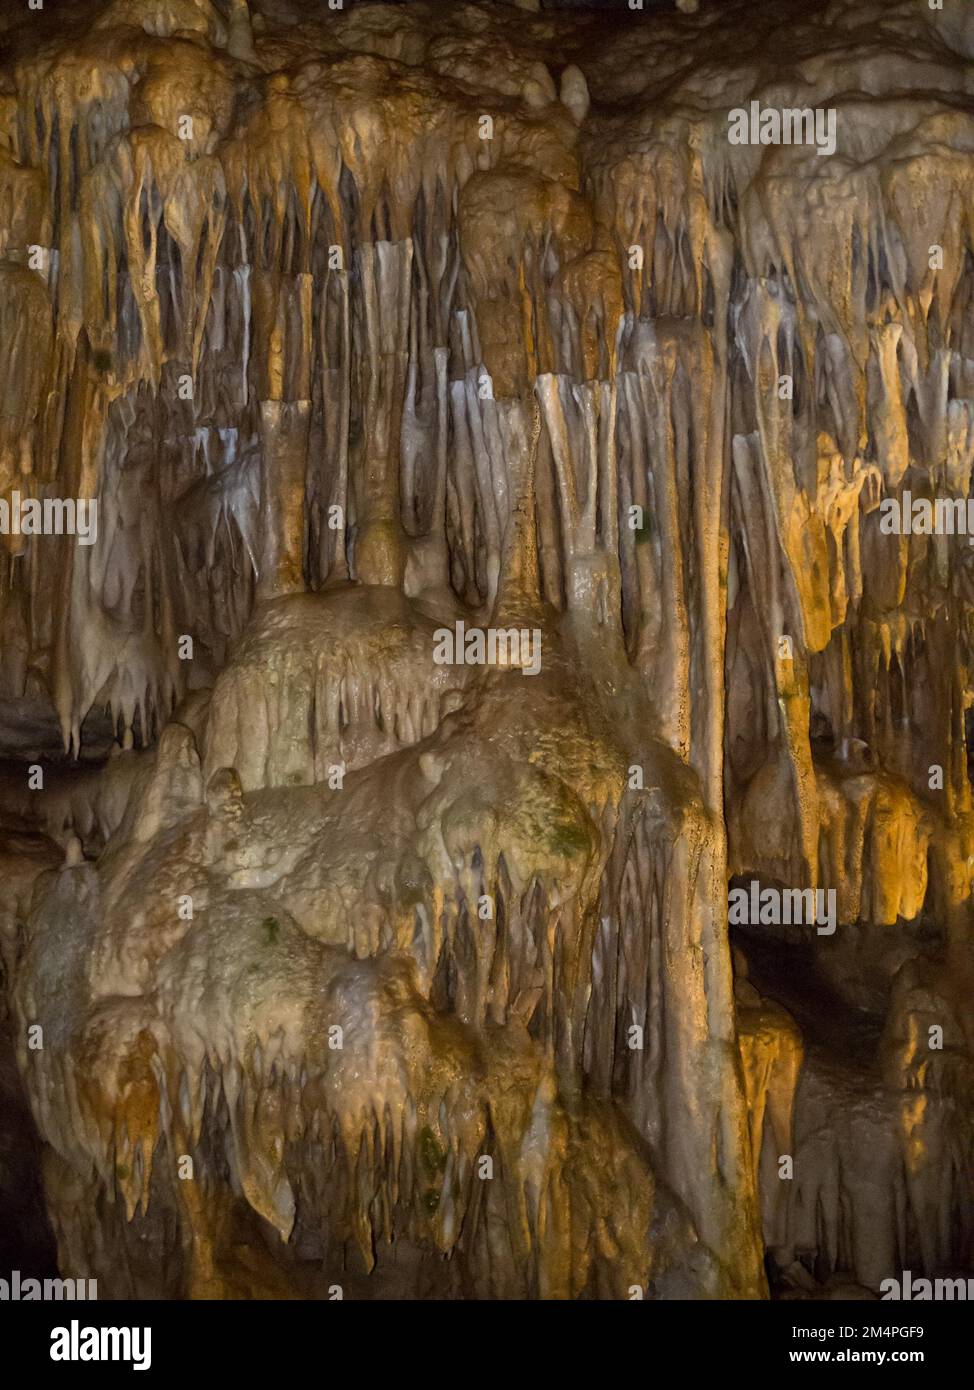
[0,0,971,1300]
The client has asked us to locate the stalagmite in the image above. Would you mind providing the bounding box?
[0,0,971,1306]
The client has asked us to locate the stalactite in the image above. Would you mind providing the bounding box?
[0,0,972,1303]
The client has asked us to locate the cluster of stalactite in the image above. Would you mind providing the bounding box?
[0,0,972,1297]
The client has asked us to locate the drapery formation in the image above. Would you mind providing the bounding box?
[0,0,972,1298]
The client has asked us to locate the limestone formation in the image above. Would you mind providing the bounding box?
[0,0,971,1300]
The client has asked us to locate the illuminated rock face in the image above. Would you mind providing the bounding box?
[0,0,972,1299]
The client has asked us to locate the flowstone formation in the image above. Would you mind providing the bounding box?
[0,0,972,1300]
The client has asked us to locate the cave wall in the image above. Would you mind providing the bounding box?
[0,0,972,1298]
